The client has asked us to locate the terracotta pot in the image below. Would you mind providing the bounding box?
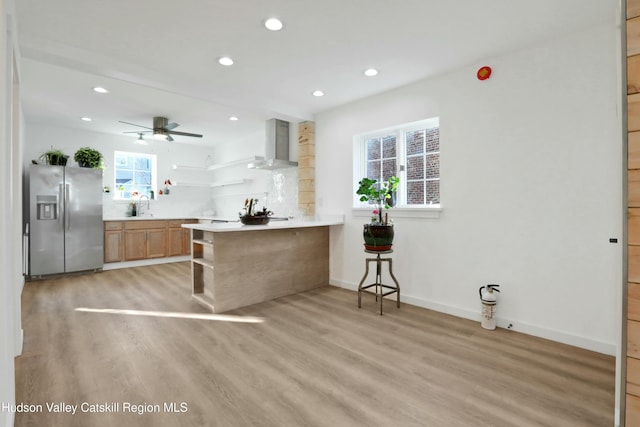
[363,224,394,251]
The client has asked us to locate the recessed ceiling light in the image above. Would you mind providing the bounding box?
[81,117,92,122]
[92,87,108,93]
[312,90,324,97]
[264,18,283,31]
[218,56,234,66]
[229,116,239,121]
[364,68,379,77]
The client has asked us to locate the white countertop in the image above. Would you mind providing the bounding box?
[183,217,343,232]
[103,216,197,221]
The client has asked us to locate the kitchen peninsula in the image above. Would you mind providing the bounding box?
[182,218,343,313]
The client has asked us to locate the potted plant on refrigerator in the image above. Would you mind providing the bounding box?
[74,147,103,168]
[356,176,400,251]
[39,148,69,166]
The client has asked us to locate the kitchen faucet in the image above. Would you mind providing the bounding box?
[138,195,150,216]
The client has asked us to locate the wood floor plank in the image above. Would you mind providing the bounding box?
[15,262,615,426]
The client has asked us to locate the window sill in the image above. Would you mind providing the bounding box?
[352,206,442,220]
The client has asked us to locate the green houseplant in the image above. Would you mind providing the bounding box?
[356,176,399,251]
[39,148,69,166]
[74,147,103,168]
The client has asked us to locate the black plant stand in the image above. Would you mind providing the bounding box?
[357,249,400,315]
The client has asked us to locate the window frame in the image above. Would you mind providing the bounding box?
[352,118,442,219]
[113,151,158,200]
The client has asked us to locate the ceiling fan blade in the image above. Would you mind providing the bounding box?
[166,130,203,138]
[123,130,151,134]
[166,134,174,142]
[119,120,153,130]
[164,122,179,130]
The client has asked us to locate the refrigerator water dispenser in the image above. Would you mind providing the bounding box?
[36,195,58,220]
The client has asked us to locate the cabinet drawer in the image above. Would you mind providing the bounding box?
[125,220,168,230]
[168,219,186,228]
[105,221,124,231]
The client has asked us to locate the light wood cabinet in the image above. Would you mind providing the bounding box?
[124,229,147,260]
[167,219,197,257]
[104,219,195,263]
[104,221,124,263]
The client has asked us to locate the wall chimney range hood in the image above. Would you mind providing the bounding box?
[247,119,298,170]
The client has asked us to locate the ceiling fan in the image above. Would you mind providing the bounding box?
[119,116,203,141]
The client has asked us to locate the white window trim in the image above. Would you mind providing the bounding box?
[352,118,441,219]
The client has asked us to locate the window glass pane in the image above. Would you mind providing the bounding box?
[366,138,381,160]
[382,159,396,181]
[426,153,439,179]
[426,180,440,204]
[135,157,151,171]
[425,127,439,153]
[407,181,424,205]
[135,171,152,185]
[406,130,424,155]
[367,161,381,180]
[406,156,424,180]
[382,136,396,158]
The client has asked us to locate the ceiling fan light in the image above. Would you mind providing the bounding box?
[153,132,168,141]
[135,133,148,145]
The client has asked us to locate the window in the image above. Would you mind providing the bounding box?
[354,118,440,210]
[114,151,157,199]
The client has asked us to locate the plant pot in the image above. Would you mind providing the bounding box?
[48,154,68,166]
[363,224,394,251]
[240,215,270,225]
[78,160,92,168]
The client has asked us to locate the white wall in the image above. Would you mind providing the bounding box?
[1,1,20,426]
[317,23,622,355]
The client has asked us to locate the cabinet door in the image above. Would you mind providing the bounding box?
[104,230,123,263]
[146,228,167,258]
[167,228,184,257]
[124,230,147,260]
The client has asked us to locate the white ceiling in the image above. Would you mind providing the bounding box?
[15,0,618,147]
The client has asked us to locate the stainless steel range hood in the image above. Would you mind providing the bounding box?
[247,119,298,170]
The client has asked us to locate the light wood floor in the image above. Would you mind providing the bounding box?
[15,262,614,427]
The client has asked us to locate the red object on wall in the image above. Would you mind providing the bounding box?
[477,66,492,80]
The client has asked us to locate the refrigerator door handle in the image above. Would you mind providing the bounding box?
[65,183,70,231]
[59,183,65,231]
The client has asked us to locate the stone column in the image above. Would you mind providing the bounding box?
[298,121,315,216]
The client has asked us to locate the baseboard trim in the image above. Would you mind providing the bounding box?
[102,256,190,271]
[329,278,615,356]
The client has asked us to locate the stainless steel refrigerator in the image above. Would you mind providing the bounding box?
[28,164,103,277]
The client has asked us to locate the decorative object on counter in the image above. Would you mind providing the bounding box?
[239,198,273,225]
[103,186,110,193]
[356,176,399,251]
[74,147,103,168]
[163,179,172,195]
[39,147,69,166]
[127,191,140,216]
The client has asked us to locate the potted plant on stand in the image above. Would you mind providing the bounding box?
[356,176,400,251]
[74,147,103,168]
